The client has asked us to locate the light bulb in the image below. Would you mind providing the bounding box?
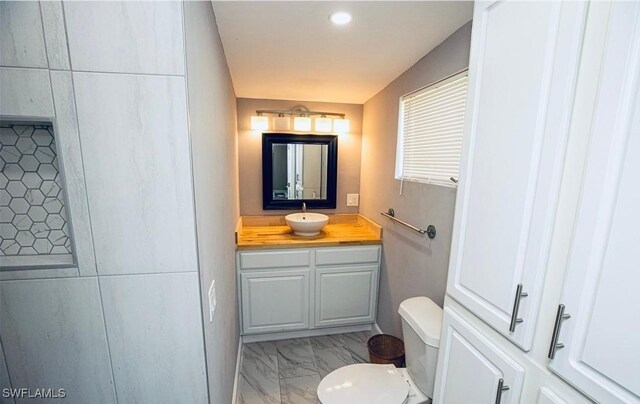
[329,11,352,25]
[273,116,291,131]
[250,116,269,130]
[315,117,333,132]
[333,118,350,133]
[293,117,312,131]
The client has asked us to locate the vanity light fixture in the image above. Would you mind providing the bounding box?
[333,118,350,134]
[272,114,291,131]
[293,116,312,132]
[315,116,333,132]
[329,11,352,25]
[250,114,269,130]
[250,105,350,133]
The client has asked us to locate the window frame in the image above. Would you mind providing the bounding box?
[395,69,469,188]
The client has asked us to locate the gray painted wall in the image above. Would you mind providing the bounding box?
[361,22,472,336]
[183,2,240,404]
[236,98,363,215]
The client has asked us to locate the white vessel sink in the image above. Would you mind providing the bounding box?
[285,212,329,236]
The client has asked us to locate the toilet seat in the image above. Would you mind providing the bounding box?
[317,363,410,404]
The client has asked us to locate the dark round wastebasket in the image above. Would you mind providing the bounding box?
[367,334,405,367]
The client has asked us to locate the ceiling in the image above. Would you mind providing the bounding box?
[212,1,473,104]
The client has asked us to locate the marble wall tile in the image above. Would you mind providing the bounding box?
[64,1,184,75]
[99,272,207,403]
[313,347,354,378]
[0,68,54,117]
[276,338,318,379]
[0,2,47,68]
[0,338,13,404]
[237,351,280,404]
[72,72,197,275]
[40,1,70,70]
[279,374,321,404]
[0,277,116,403]
[49,71,97,276]
[0,266,78,281]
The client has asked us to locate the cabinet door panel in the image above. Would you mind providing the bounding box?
[537,387,568,404]
[433,308,524,404]
[549,3,640,403]
[447,0,587,350]
[241,269,309,334]
[315,265,378,327]
[315,246,380,266]
[239,249,310,270]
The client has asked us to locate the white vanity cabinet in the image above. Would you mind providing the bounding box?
[237,245,381,336]
[434,308,524,404]
[314,266,378,327]
[240,268,310,334]
[537,387,569,404]
[314,245,380,327]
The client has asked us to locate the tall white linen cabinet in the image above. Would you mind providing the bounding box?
[434,1,640,403]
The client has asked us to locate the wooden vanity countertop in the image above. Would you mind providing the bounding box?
[236,214,382,250]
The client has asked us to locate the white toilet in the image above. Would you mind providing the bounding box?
[317,297,443,404]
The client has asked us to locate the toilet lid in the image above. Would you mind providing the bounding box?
[317,364,409,404]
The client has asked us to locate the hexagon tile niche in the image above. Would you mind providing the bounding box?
[0,123,74,263]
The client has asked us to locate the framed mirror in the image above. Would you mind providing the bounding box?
[262,133,338,210]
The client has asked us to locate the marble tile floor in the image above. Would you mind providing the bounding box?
[236,330,378,404]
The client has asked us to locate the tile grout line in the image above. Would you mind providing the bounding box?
[0,64,187,78]
[308,338,320,382]
[274,344,282,404]
[277,338,320,404]
[0,335,15,404]
[276,338,319,380]
[58,1,119,401]
[277,348,284,404]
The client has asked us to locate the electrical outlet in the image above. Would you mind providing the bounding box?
[347,193,359,207]
[208,280,216,322]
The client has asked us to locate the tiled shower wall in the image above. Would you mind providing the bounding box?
[1,2,214,403]
[0,123,73,257]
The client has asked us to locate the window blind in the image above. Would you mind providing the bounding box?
[396,71,468,187]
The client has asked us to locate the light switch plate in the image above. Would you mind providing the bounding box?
[347,193,359,207]
[208,280,216,322]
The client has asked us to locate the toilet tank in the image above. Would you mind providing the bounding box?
[398,297,443,398]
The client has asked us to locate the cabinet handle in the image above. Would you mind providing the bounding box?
[495,378,510,404]
[548,304,571,359]
[509,284,528,332]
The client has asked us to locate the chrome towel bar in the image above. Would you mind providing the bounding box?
[380,208,436,239]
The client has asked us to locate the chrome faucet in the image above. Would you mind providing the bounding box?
[302,202,307,213]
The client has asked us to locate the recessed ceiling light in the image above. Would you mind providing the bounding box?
[329,11,352,25]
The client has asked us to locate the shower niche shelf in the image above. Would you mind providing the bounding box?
[0,122,75,269]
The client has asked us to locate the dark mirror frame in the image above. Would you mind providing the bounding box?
[262,133,338,210]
